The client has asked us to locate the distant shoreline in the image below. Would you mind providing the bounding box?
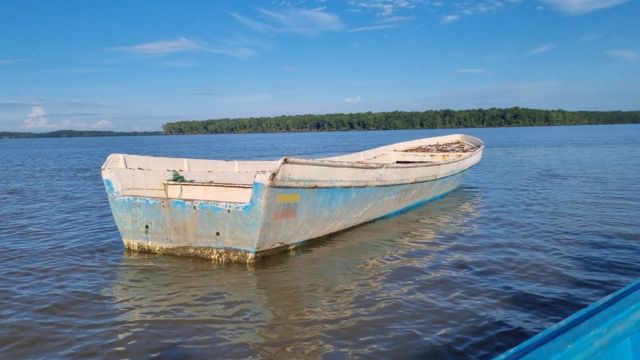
[3,108,640,139]
[163,108,640,135]
[0,130,163,139]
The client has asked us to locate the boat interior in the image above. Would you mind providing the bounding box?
[102,134,482,202]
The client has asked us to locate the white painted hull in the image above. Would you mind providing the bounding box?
[102,134,484,262]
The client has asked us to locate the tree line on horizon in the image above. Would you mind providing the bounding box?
[0,130,162,139]
[162,108,640,134]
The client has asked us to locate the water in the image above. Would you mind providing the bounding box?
[1,125,639,359]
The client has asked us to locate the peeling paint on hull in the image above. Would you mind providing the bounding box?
[106,171,469,263]
[102,134,484,263]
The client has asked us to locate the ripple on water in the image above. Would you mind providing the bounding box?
[1,126,640,359]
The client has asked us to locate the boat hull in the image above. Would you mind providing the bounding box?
[105,169,469,263]
[102,134,484,263]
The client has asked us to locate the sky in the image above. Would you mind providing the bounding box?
[0,0,638,132]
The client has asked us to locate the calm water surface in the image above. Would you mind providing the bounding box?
[1,125,640,359]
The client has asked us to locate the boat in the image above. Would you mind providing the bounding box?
[101,134,484,263]
[497,278,640,359]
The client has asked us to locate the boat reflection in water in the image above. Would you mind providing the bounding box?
[107,187,481,358]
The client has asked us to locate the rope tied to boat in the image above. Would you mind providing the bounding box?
[167,170,194,199]
[169,170,193,183]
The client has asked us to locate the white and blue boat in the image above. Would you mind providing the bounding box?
[101,134,484,262]
[498,279,640,359]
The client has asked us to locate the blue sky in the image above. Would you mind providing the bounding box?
[0,0,638,132]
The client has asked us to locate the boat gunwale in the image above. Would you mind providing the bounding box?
[281,144,484,170]
[110,167,475,206]
[101,134,485,171]
[102,134,484,200]
[164,180,253,188]
[268,164,478,188]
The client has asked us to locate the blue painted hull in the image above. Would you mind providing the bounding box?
[497,279,640,359]
[104,170,469,261]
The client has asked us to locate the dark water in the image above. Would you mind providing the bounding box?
[1,125,639,359]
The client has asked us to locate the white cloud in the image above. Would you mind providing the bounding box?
[353,1,606,26]
[229,12,273,32]
[541,0,628,14]
[346,24,396,32]
[207,47,255,59]
[262,10,344,31]
[380,15,413,23]
[22,105,52,129]
[439,1,508,24]
[112,37,202,54]
[349,1,517,26]
[92,119,114,129]
[458,1,506,16]
[231,8,343,34]
[111,37,254,59]
[606,49,638,61]
[456,68,490,74]
[20,105,118,130]
[527,43,554,56]
[351,1,397,17]
[441,14,460,23]
[349,0,421,17]
[344,96,362,103]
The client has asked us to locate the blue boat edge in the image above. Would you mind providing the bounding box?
[497,278,640,359]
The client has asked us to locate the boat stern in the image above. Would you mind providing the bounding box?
[101,155,273,263]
